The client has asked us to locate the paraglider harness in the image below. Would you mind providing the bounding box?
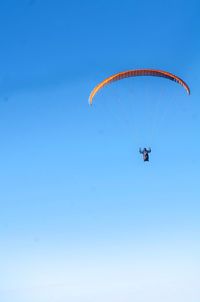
[139,148,151,162]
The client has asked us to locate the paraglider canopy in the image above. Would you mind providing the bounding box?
[89,69,190,105]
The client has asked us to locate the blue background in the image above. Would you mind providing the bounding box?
[0,1,200,301]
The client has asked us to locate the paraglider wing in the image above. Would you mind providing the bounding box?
[89,69,190,105]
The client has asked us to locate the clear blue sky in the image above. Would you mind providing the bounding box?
[0,1,200,301]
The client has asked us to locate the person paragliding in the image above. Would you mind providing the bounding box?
[139,147,151,162]
[89,68,190,162]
